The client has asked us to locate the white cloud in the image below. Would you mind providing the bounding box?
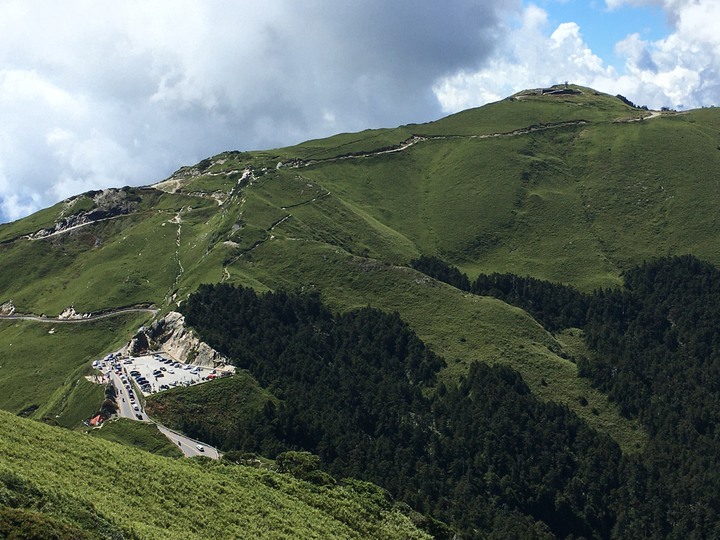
[0,0,519,223]
[434,6,615,112]
[435,1,719,114]
[613,0,720,108]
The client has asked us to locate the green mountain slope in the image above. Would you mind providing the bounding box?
[3,86,708,445]
[3,84,720,536]
[0,410,429,539]
[0,313,150,422]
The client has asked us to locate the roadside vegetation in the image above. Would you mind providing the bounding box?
[0,313,150,423]
[0,410,430,539]
[89,418,183,458]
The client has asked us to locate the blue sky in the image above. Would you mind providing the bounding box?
[0,0,718,223]
[540,1,669,65]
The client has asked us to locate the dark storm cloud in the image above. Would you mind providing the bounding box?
[0,0,517,222]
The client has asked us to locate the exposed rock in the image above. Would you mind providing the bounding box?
[152,164,204,193]
[0,301,15,315]
[126,311,234,371]
[30,188,140,239]
[58,306,86,320]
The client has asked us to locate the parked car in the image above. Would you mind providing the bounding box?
[196,445,204,452]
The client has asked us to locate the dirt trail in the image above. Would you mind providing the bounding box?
[280,120,590,170]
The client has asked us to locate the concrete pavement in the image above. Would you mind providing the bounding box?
[103,361,221,459]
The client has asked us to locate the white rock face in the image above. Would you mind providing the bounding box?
[127,311,233,371]
[58,306,85,320]
[0,301,15,315]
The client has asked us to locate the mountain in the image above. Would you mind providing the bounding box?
[2,84,720,537]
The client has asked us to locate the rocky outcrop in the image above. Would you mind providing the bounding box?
[30,188,140,239]
[58,306,92,320]
[0,301,15,315]
[126,311,233,370]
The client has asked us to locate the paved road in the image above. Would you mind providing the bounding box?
[156,425,220,459]
[109,370,149,421]
[106,366,220,459]
[0,307,157,324]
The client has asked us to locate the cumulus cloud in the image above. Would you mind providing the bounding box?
[0,0,518,223]
[434,0,720,114]
[2,0,717,224]
[613,0,720,108]
[434,5,615,111]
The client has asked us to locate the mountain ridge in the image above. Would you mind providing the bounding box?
[2,84,720,538]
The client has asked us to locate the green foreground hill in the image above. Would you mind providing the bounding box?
[0,410,429,539]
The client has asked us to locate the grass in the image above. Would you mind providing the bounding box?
[0,192,225,313]
[0,201,66,243]
[89,418,184,458]
[226,239,646,453]
[145,373,277,448]
[7,86,717,456]
[279,126,415,161]
[0,313,151,421]
[0,410,431,539]
[53,377,106,429]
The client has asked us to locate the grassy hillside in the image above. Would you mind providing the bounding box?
[0,86,682,449]
[224,238,645,452]
[0,410,430,539]
[281,98,720,290]
[89,418,184,458]
[0,313,150,423]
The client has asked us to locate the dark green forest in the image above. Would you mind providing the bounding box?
[414,254,720,538]
[160,255,720,538]
[411,255,588,331]
[176,284,619,538]
[580,256,720,538]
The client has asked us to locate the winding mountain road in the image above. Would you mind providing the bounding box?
[0,307,157,324]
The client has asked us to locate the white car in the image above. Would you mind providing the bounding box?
[196,444,205,452]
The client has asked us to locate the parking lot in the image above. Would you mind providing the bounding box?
[91,351,225,458]
[96,352,230,397]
